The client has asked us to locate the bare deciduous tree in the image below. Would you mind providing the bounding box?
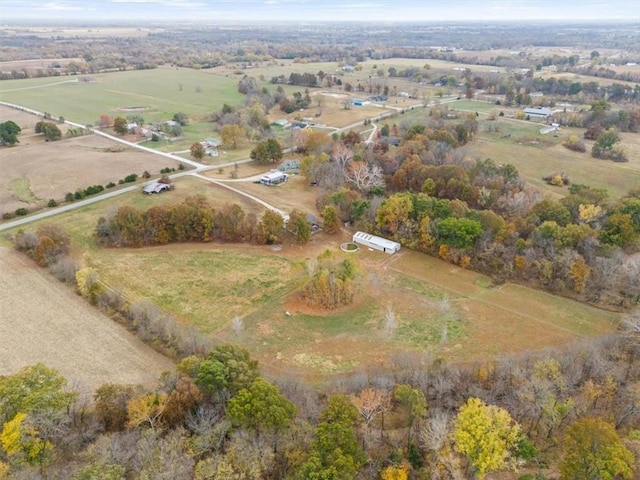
[382,304,396,337]
[351,387,392,446]
[344,161,384,191]
[331,142,353,170]
[419,410,451,452]
[232,316,244,336]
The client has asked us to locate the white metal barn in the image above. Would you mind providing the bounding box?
[260,170,288,185]
[352,231,401,254]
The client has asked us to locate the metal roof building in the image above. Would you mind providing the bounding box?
[352,231,401,254]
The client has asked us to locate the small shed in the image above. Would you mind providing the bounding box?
[352,231,401,254]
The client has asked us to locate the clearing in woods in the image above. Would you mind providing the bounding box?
[0,247,174,398]
[0,172,620,382]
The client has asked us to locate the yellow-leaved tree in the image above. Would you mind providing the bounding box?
[380,464,409,480]
[0,412,54,468]
[453,397,521,479]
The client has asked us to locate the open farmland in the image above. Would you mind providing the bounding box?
[0,176,620,382]
[70,227,620,380]
[0,66,244,125]
[472,124,640,199]
[0,246,174,398]
[0,105,179,213]
[396,100,640,200]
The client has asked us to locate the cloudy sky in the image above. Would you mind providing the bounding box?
[2,0,639,22]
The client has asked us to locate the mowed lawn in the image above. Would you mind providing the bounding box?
[0,67,244,125]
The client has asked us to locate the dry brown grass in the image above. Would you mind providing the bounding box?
[0,247,174,398]
[0,105,179,213]
[473,125,640,200]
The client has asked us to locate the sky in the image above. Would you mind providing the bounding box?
[1,0,639,23]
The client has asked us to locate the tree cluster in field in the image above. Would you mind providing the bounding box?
[250,138,283,164]
[0,120,21,145]
[94,196,288,247]
[13,224,71,270]
[34,121,61,142]
[207,99,273,147]
[278,90,312,114]
[1,320,638,479]
[295,249,360,309]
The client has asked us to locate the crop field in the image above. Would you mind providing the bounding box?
[0,246,175,398]
[0,107,179,214]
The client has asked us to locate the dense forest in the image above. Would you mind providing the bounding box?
[1,328,639,479]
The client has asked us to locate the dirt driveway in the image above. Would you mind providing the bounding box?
[0,247,174,399]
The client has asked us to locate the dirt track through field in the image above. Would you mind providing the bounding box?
[0,247,174,399]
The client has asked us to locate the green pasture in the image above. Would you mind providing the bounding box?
[0,68,244,125]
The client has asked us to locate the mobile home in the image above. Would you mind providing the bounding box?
[259,170,288,185]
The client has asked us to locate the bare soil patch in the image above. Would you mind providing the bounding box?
[0,247,174,399]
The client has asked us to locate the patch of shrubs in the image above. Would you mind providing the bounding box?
[160,167,176,174]
[14,223,70,268]
[74,184,106,200]
[543,171,571,186]
[105,182,116,189]
[15,208,28,216]
[48,199,58,208]
[3,212,16,220]
[562,134,586,153]
[85,185,105,195]
[119,173,138,184]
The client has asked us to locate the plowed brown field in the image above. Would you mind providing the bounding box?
[0,247,174,399]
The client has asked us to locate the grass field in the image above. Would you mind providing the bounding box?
[472,126,640,200]
[0,175,620,380]
[0,67,245,125]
